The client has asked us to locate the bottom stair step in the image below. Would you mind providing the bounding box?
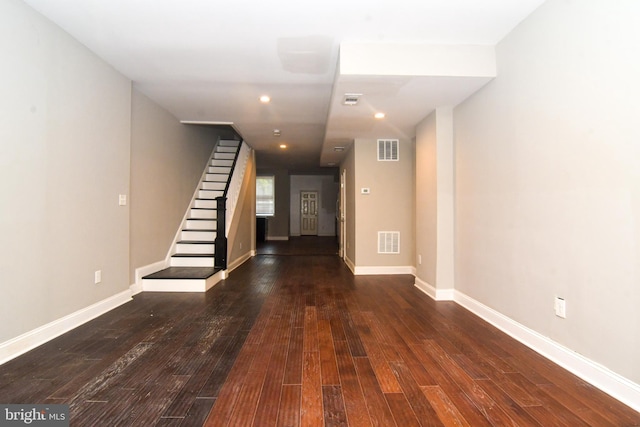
[142,267,224,292]
[143,267,219,280]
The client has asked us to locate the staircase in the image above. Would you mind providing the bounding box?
[141,139,241,292]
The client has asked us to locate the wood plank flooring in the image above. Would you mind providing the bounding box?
[0,237,638,426]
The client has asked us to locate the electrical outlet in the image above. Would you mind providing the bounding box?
[94,270,102,284]
[554,296,566,318]
[119,194,127,206]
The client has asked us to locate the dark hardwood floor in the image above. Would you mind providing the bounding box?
[0,237,638,426]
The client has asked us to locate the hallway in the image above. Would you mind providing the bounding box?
[0,239,638,425]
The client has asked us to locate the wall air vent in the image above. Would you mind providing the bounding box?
[378,139,399,161]
[378,231,400,254]
[343,93,362,106]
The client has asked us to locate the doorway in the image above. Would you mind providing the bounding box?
[300,191,318,235]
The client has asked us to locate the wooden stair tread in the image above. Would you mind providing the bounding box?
[142,266,220,280]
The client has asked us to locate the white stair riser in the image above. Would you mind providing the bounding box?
[190,209,216,219]
[208,166,231,174]
[214,152,235,160]
[219,140,240,147]
[175,243,215,254]
[202,181,226,191]
[186,219,216,229]
[142,278,208,292]
[217,146,238,153]
[194,199,216,209]
[198,190,223,199]
[181,230,216,240]
[211,159,233,167]
[170,256,214,267]
[205,173,229,182]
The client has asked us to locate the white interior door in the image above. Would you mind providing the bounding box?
[300,191,318,235]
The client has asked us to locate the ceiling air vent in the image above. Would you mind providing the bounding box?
[343,93,362,106]
[378,231,400,254]
[378,139,399,161]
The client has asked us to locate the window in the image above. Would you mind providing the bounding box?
[256,175,275,216]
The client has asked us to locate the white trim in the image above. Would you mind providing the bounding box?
[134,260,167,294]
[0,290,132,365]
[266,236,289,241]
[130,282,142,296]
[453,290,640,413]
[344,256,356,274]
[353,265,414,275]
[142,270,225,293]
[227,250,254,273]
[414,277,455,301]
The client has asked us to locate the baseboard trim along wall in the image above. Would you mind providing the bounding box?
[414,282,640,413]
[414,277,455,301]
[227,250,254,273]
[133,260,167,295]
[344,256,356,274]
[0,289,133,365]
[354,265,415,275]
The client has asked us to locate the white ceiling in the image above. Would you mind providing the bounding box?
[22,0,545,170]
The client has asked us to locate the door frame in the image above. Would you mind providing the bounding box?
[340,169,346,260]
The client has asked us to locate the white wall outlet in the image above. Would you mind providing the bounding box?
[361,187,370,195]
[554,296,566,318]
[119,194,127,206]
[94,270,102,284]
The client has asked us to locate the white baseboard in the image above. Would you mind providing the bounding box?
[453,290,640,413]
[0,289,133,365]
[130,282,143,296]
[353,265,414,275]
[227,250,254,273]
[344,256,356,274]
[414,277,455,301]
[134,260,166,293]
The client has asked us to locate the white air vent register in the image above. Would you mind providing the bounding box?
[378,139,399,161]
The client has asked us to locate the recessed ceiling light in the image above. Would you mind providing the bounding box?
[279,144,287,149]
[260,95,271,103]
[334,146,345,152]
[374,112,385,119]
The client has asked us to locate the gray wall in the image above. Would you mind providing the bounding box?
[351,138,415,268]
[453,0,640,383]
[130,90,220,282]
[0,0,131,342]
